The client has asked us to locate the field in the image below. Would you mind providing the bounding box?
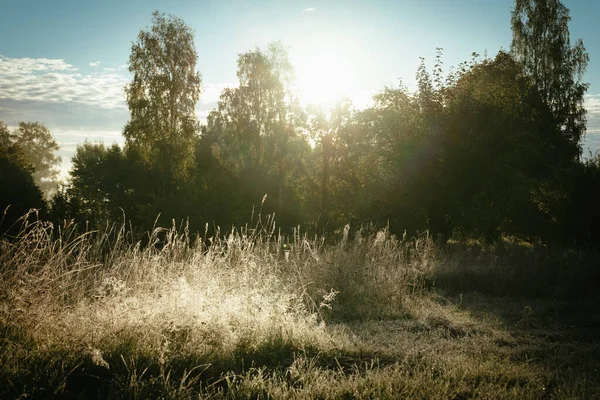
[1,215,599,399]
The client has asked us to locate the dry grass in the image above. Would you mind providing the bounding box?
[0,212,599,398]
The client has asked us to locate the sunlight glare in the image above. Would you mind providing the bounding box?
[293,43,356,108]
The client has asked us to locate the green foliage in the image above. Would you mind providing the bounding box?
[511,0,589,151]
[124,11,201,183]
[336,49,587,243]
[205,43,310,229]
[0,121,46,235]
[65,143,129,226]
[6,122,61,197]
[544,153,600,244]
[51,5,599,246]
[435,52,565,240]
[304,100,363,228]
[102,11,203,231]
[357,85,431,233]
[0,121,10,147]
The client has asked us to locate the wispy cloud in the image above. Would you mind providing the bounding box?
[585,94,600,112]
[0,56,129,177]
[89,61,101,67]
[53,128,123,141]
[0,56,78,74]
[0,56,128,110]
[303,7,316,12]
[582,132,600,158]
[585,94,600,134]
[0,56,239,177]
[581,94,600,157]
[0,98,128,132]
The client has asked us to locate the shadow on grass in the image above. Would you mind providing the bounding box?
[431,241,600,300]
[449,292,600,384]
[0,319,386,399]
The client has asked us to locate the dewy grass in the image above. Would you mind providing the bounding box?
[1,213,599,398]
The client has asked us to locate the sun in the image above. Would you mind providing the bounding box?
[292,44,355,109]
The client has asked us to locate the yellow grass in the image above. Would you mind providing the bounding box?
[1,212,598,398]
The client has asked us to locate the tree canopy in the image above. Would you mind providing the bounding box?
[38,3,599,246]
[124,10,202,181]
[9,122,61,197]
[511,0,589,153]
[0,121,46,234]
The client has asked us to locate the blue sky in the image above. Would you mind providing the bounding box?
[1,0,599,176]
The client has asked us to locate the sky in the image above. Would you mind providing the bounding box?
[1,0,599,177]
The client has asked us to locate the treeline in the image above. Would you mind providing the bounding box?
[1,122,60,231]
[2,1,600,245]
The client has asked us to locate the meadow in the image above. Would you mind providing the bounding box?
[1,212,599,399]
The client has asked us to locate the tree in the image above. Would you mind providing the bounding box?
[124,11,202,182]
[68,143,130,226]
[314,100,367,228]
[11,122,61,196]
[350,51,572,242]
[359,85,430,234]
[205,43,308,227]
[511,0,589,153]
[559,154,600,245]
[432,51,571,241]
[306,106,332,221]
[119,11,203,229]
[0,122,45,235]
[0,121,10,147]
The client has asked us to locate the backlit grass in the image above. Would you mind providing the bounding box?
[1,213,598,398]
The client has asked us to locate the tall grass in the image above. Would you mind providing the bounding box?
[0,212,433,397]
[1,211,599,398]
